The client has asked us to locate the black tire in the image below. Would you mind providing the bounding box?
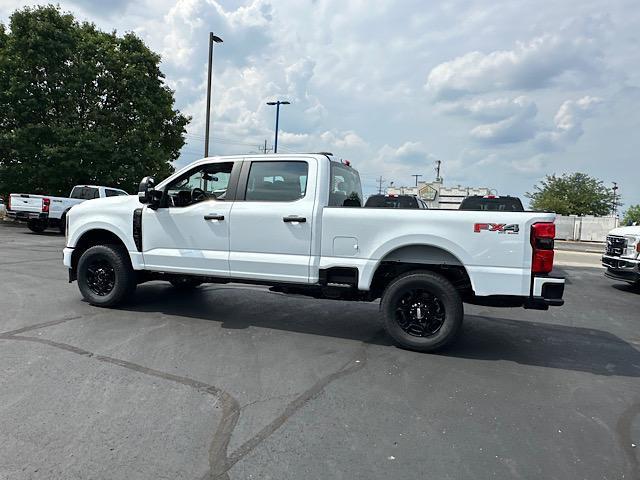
[77,244,136,307]
[170,277,203,289]
[381,271,463,352]
[59,212,67,234]
[27,219,47,233]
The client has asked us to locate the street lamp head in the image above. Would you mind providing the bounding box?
[281,101,291,105]
[210,34,223,43]
[266,101,277,105]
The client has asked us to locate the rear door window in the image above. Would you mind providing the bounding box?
[245,161,308,202]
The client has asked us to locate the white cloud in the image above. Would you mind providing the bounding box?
[320,130,366,149]
[426,32,602,100]
[468,96,538,144]
[535,95,603,150]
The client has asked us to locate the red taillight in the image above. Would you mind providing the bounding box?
[531,222,555,274]
[42,197,50,213]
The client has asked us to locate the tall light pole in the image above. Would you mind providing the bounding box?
[612,182,619,216]
[204,33,223,157]
[266,100,290,153]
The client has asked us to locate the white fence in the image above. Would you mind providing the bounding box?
[554,215,618,242]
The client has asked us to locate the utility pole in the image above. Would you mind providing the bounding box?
[411,174,422,187]
[377,176,385,194]
[435,160,442,181]
[612,182,619,216]
[261,139,272,154]
[266,100,291,153]
[204,33,223,157]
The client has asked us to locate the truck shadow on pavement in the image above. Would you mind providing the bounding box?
[120,283,640,379]
[612,283,640,295]
[448,314,640,378]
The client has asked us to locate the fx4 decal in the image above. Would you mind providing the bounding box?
[474,223,520,234]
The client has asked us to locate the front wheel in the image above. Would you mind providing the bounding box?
[381,271,463,352]
[27,219,47,233]
[77,244,136,307]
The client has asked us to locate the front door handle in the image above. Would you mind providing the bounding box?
[204,214,225,221]
[283,215,306,223]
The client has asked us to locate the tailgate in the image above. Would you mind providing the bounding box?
[9,194,43,213]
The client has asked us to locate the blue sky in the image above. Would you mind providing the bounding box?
[2,0,639,209]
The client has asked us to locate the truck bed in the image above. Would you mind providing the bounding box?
[320,207,556,296]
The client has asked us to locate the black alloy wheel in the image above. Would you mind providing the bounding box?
[77,244,136,307]
[85,259,116,296]
[381,271,463,352]
[395,288,446,337]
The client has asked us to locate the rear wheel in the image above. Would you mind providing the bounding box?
[170,277,203,289]
[77,244,136,307]
[381,271,463,352]
[27,219,47,233]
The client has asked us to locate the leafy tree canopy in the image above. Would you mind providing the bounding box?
[622,204,640,225]
[526,172,618,216]
[0,5,189,196]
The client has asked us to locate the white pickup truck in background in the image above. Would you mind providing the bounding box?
[7,185,128,233]
[602,225,640,288]
[63,154,565,352]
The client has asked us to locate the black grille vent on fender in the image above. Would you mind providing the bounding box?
[133,208,143,252]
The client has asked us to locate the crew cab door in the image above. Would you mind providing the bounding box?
[141,161,240,276]
[228,158,316,283]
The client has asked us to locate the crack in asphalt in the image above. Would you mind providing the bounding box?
[0,316,379,480]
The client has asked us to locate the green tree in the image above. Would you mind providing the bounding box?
[526,172,618,216]
[622,205,640,225]
[0,5,189,197]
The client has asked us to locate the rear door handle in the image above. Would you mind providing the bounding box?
[204,214,225,221]
[283,215,306,223]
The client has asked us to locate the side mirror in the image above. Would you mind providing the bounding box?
[138,176,161,208]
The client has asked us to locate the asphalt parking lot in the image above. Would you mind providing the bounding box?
[1,222,638,480]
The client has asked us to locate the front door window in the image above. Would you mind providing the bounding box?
[165,162,234,207]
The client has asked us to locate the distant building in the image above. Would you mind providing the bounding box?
[387,179,493,209]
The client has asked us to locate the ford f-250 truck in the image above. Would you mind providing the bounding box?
[63,154,564,352]
[8,185,128,233]
[602,225,640,288]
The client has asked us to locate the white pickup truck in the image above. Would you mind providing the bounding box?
[7,185,128,233]
[602,225,640,288]
[63,154,565,351]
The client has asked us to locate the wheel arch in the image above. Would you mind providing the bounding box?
[366,243,474,299]
[70,228,132,274]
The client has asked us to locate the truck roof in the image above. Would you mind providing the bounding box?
[197,153,335,162]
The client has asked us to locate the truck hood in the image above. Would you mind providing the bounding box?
[71,193,139,213]
[608,225,640,236]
